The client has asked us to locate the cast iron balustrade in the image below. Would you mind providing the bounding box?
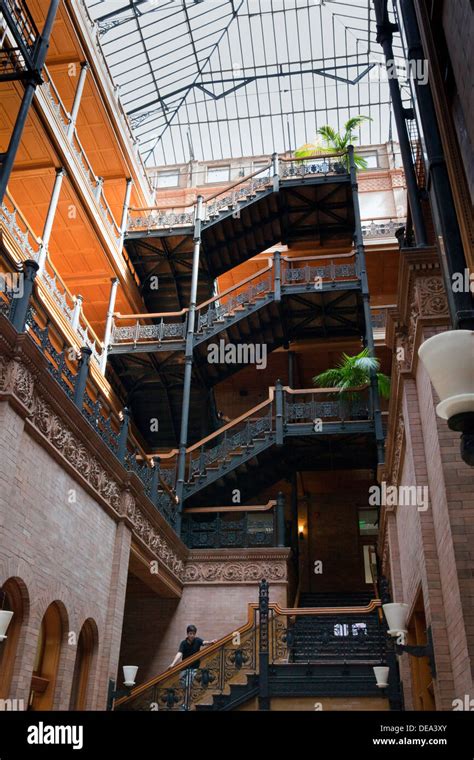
[182,500,279,549]
[0,0,40,78]
[126,151,348,234]
[0,191,104,365]
[360,218,404,239]
[109,250,360,356]
[154,382,373,502]
[115,607,259,711]
[114,595,386,710]
[274,605,386,664]
[0,255,178,528]
[39,66,122,247]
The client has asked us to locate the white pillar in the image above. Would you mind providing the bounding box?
[100,277,119,373]
[118,178,133,249]
[71,294,83,331]
[66,62,89,142]
[37,167,66,274]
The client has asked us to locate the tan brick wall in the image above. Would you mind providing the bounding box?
[0,401,131,710]
[119,570,288,685]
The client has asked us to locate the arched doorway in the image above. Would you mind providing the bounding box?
[28,602,64,710]
[69,619,98,710]
[0,579,27,700]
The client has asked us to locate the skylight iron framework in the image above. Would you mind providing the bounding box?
[84,0,406,166]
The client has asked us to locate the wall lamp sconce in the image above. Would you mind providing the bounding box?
[0,591,13,643]
[418,331,474,466]
[0,610,13,642]
[107,666,138,710]
[382,603,436,678]
[298,526,305,540]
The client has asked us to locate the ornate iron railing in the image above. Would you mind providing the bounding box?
[284,387,371,424]
[0,256,177,529]
[127,151,348,233]
[41,66,122,246]
[282,253,357,285]
[115,606,259,711]
[280,156,347,178]
[187,401,274,481]
[361,218,404,239]
[111,314,187,346]
[0,191,104,365]
[111,250,359,351]
[1,0,40,62]
[269,601,385,664]
[182,501,278,549]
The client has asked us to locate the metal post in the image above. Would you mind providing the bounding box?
[73,347,92,409]
[118,178,133,249]
[0,0,61,203]
[94,176,104,201]
[175,195,204,531]
[258,579,270,710]
[397,0,474,329]
[71,294,83,331]
[276,491,285,547]
[373,0,427,247]
[379,576,404,710]
[274,250,281,302]
[117,407,130,463]
[11,259,39,332]
[37,168,66,273]
[100,277,119,373]
[66,62,89,142]
[275,379,284,446]
[151,457,160,507]
[271,152,280,192]
[349,146,385,465]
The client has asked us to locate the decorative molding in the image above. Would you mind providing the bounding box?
[0,327,187,585]
[125,497,185,580]
[184,559,288,584]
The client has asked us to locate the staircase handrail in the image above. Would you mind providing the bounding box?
[114,602,259,707]
[184,499,276,514]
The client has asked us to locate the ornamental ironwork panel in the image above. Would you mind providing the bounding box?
[281,159,347,177]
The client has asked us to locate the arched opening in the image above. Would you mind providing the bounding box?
[28,602,63,711]
[69,619,98,710]
[0,578,27,699]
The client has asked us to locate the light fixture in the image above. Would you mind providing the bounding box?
[0,611,13,642]
[418,330,474,466]
[382,602,409,638]
[298,525,304,540]
[107,666,139,710]
[382,604,436,678]
[373,665,389,688]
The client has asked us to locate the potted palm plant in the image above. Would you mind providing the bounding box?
[294,115,372,171]
[313,348,391,420]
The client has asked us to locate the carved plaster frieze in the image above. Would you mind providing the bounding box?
[126,497,185,580]
[184,560,287,584]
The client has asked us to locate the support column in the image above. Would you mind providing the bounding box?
[397,0,474,330]
[258,579,270,710]
[0,0,61,204]
[175,195,203,532]
[276,491,286,547]
[373,0,427,247]
[349,145,385,466]
[37,168,66,274]
[100,277,119,373]
[11,260,38,332]
[73,347,92,409]
[66,62,89,142]
[118,178,133,250]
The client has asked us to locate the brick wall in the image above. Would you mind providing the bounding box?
[0,401,131,710]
